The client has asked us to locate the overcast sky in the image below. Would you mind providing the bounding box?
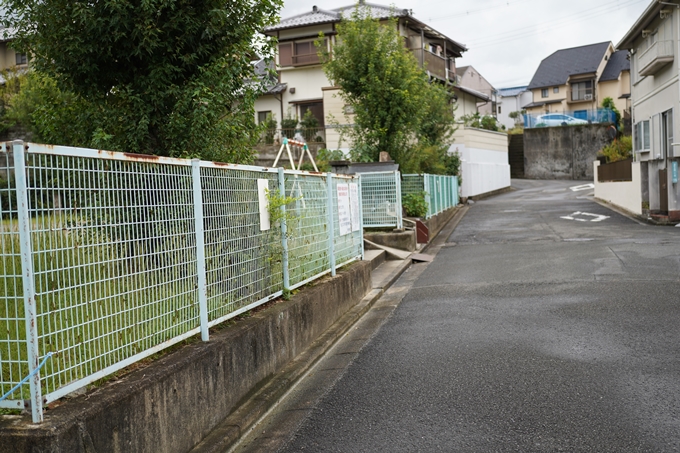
[280,0,652,89]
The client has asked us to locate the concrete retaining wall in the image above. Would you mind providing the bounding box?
[524,124,613,180]
[0,262,371,453]
[594,160,643,215]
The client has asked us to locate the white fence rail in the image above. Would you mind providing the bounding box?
[0,142,363,422]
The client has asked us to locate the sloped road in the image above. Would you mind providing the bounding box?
[246,180,680,452]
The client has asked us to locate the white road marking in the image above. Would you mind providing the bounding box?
[570,184,595,192]
[560,211,610,222]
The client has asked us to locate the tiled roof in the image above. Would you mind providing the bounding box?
[265,2,467,55]
[266,3,408,32]
[600,50,630,81]
[498,86,528,97]
[527,42,611,90]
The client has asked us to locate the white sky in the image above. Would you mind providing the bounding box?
[279,0,652,89]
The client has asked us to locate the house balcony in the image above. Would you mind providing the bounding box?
[638,40,674,76]
[410,48,454,82]
[567,88,596,104]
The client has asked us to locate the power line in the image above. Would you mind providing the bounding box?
[424,0,536,22]
[464,0,646,48]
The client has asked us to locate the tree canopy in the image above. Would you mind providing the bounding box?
[1,0,282,162]
[319,5,457,173]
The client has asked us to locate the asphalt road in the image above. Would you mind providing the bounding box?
[237,180,680,452]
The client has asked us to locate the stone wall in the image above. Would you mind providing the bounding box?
[524,124,614,180]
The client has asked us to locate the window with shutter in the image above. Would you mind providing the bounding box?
[279,43,293,67]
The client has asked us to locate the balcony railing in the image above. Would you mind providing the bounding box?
[638,40,674,76]
[568,87,596,103]
[410,48,453,81]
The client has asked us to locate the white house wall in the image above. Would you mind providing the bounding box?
[454,92,479,119]
[626,5,680,219]
[280,67,331,106]
[593,161,643,215]
[497,90,532,129]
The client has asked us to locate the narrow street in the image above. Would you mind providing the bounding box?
[237,180,680,452]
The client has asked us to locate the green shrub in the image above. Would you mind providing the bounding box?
[402,191,428,218]
[598,135,632,163]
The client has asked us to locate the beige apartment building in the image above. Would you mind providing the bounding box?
[524,42,630,118]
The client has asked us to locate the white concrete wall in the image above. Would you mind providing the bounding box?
[450,126,511,198]
[593,160,643,215]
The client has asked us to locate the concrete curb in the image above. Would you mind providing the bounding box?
[193,205,468,452]
[592,197,680,227]
[191,263,411,453]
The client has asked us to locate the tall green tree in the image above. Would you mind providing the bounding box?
[320,5,455,170]
[1,0,282,161]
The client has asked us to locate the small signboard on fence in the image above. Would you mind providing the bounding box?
[337,183,352,236]
[257,179,271,231]
[349,183,360,232]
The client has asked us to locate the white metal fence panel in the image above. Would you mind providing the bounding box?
[0,142,362,422]
[359,171,402,229]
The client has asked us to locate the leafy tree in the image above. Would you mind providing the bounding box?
[319,5,453,169]
[2,0,282,162]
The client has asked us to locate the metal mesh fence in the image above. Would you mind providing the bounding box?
[359,171,402,228]
[402,174,459,219]
[0,142,362,422]
[286,173,331,288]
[201,166,282,324]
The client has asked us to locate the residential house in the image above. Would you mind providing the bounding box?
[524,42,630,119]
[618,0,680,220]
[455,65,497,116]
[496,86,532,129]
[452,84,490,119]
[255,1,467,150]
[0,27,27,73]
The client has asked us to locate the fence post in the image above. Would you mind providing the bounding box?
[357,175,365,261]
[394,170,403,229]
[327,173,336,276]
[278,168,290,290]
[13,141,43,423]
[191,159,209,342]
[423,174,431,219]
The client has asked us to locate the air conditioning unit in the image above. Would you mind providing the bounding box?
[584,94,593,100]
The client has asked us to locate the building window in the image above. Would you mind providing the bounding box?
[541,89,548,98]
[498,106,501,114]
[553,87,559,93]
[571,81,593,101]
[15,53,27,65]
[278,39,327,67]
[257,111,272,125]
[635,120,650,151]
